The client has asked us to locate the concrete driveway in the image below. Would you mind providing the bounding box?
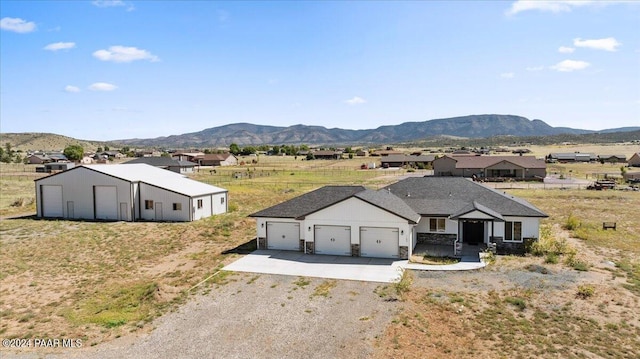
[223,250,405,283]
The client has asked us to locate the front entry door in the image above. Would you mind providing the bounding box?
[463,221,484,245]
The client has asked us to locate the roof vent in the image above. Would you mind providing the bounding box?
[387,188,391,194]
[407,191,410,197]
[448,191,452,197]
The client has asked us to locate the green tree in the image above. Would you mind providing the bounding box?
[161,152,171,158]
[104,145,110,151]
[229,143,241,155]
[241,146,256,155]
[97,146,103,153]
[63,145,84,161]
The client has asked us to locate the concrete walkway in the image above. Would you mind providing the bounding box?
[223,250,486,283]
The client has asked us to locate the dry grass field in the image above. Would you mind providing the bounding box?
[1,144,639,357]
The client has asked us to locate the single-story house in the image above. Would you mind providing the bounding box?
[28,154,53,164]
[198,153,238,166]
[311,150,343,160]
[94,151,126,160]
[124,156,196,174]
[380,155,436,168]
[598,155,627,163]
[370,150,403,157]
[433,155,546,180]
[35,164,227,222]
[36,162,76,173]
[627,153,640,167]
[548,153,597,163]
[250,177,547,259]
[80,156,94,164]
[172,152,205,162]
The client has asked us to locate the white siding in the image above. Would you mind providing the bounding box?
[304,197,413,251]
[139,183,191,221]
[211,192,227,215]
[36,167,131,220]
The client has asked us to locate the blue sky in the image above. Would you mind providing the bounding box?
[1,1,639,141]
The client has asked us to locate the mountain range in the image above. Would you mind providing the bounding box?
[116,114,638,147]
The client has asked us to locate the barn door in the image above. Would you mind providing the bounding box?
[120,203,128,221]
[67,201,74,218]
[155,202,163,221]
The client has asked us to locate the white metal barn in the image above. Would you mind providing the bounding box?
[35,164,228,222]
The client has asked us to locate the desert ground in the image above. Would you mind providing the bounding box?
[1,143,638,358]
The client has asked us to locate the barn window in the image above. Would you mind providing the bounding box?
[173,203,182,211]
[505,221,523,242]
[220,197,225,204]
[429,218,446,232]
[145,200,154,209]
[197,199,203,209]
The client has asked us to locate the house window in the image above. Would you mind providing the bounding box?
[173,203,182,211]
[145,200,154,210]
[220,197,225,205]
[429,218,446,232]
[505,221,523,242]
[197,199,203,209]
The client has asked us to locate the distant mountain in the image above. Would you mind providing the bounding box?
[0,133,109,152]
[116,114,637,147]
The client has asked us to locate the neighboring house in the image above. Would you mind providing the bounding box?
[198,153,238,166]
[28,154,52,164]
[35,164,227,222]
[355,150,369,157]
[598,155,627,163]
[172,152,205,162]
[250,177,547,259]
[371,150,403,157]
[80,156,94,164]
[311,150,343,160]
[433,155,546,180]
[380,155,436,168]
[95,151,125,160]
[124,156,196,174]
[548,153,597,163]
[627,153,640,167]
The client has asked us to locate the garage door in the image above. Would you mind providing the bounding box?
[41,185,63,217]
[266,222,300,251]
[360,227,399,258]
[94,186,118,220]
[314,225,351,256]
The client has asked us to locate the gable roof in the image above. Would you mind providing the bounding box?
[200,153,235,161]
[124,157,196,167]
[36,164,226,197]
[383,177,547,218]
[381,154,436,163]
[438,155,545,169]
[250,186,365,218]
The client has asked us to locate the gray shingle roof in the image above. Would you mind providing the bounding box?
[383,177,547,218]
[124,157,194,167]
[354,189,421,223]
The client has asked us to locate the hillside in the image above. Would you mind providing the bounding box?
[0,133,109,152]
[115,114,637,147]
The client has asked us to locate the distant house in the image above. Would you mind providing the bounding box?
[36,162,75,173]
[35,164,227,222]
[80,156,94,164]
[548,153,597,163]
[95,151,125,160]
[598,155,627,163]
[355,150,369,157]
[28,154,53,164]
[172,152,205,162]
[124,156,196,174]
[371,150,403,157]
[250,177,547,258]
[198,153,238,166]
[433,155,546,180]
[380,155,436,168]
[628,153,640,167]
[311,150,343,160]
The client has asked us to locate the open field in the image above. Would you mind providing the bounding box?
[1,144,639,358]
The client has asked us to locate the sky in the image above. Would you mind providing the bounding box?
[1,0,639,141]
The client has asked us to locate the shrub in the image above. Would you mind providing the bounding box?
[564,213,580,231]
[505,297,526,311]
[393,269,413,296]
[576,284,595,299]
[545,252,559,264]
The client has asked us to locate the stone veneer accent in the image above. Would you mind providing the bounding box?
[351,243,360,257]
[258,237,267,249]
[417,233,457,245]
[399,246,408,260]
[305,241,314,254]
[491,236,536,255]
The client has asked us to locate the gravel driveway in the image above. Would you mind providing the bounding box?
[5,273,399,359]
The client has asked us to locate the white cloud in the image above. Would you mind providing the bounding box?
[44,42,76,51]
[505,1,622,16]
[93,46,159,63]
[92,1,135,11]
[574,37,621,51]
[526,66,545,71]
[345,96,366,105]
[558,46,575,53]
[0,17,37,33]
[550,59,590,72]
[65,85,80,93]
[500,72,515,79]
[88,82,117,91]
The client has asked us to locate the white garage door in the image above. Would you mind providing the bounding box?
[41,185,63,217]
[267,222,300,250]
[314,225,351,256]
[360,227,399,258]
[94,186,118,220]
